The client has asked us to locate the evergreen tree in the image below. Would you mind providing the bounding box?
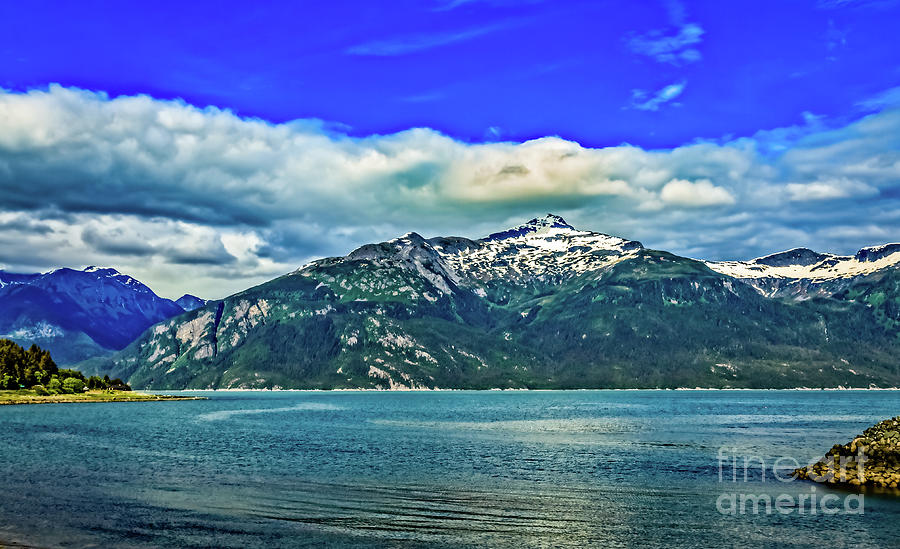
[0,339,127,392]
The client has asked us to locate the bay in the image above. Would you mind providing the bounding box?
[1,390,897,548]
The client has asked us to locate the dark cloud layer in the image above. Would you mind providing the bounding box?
[0,85,898,298]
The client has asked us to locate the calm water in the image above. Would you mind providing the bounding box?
[1,390,898,548]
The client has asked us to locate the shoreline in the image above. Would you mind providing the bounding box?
[0,391,206,406]
[157,387,900,392]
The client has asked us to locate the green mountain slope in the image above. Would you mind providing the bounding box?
[86,216,900,389]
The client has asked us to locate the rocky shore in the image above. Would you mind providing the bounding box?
[795,417,900,489]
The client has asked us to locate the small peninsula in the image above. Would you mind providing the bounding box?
[0,339,200,405]
[0,389,202,405]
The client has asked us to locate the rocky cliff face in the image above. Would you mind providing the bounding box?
[90,215,900,389]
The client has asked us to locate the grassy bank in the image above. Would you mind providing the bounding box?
[0,389,204,405]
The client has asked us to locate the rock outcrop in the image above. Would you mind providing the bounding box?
[795,417,900,489]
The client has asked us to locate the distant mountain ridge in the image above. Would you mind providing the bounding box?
[88,215,900,390]
[705,242,900,299]
[176,294,208,311]
[0,266,191,364]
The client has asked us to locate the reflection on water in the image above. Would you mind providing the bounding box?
[370,417,641,434]
[0,390,898,548]
[197,402,344,421]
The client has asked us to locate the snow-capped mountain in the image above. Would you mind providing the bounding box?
[434,214,643,285]
[292,214,644,303]
[0,266,187,363]
[93,215,900,390]
[706,243,900,298]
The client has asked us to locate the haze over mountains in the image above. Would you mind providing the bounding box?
[42,214,897,390]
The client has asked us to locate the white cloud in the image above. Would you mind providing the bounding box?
[784,178,879,201]
[817,0,900,9]
[856,85,900,111]
[628,23,704,65]
[433,0,543,10]
[659,178,736,207]
[1,85,899,296]
[630,81,686,111]
[346,23,508,56]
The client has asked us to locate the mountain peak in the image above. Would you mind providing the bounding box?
[84,265,121,276]
[75,265,152,293]
[752,248,833,267]
[176,294,208,312]
[856,243,900,263]
[524,213,573,230]
[485,213,576,241]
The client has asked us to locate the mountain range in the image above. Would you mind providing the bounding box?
[0,266,204,364]
[80,214,900,390]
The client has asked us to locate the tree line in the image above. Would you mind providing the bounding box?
[0,339,129,393]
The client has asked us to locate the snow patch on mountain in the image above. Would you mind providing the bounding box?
[706,244,900,282]
[0,272,39,289]
[82,266,154,294]
[2,321,65,340]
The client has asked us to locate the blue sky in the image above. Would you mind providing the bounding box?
[0,0,899,297]
[3,0,897,147]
